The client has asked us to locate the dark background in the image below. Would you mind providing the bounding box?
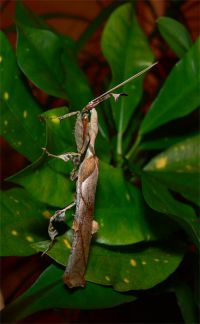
[1,0,199,322]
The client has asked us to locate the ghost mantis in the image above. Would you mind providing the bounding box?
[42,62,157,288]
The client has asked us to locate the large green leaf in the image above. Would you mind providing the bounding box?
[140,38,200,135]
[141,175,200,248]
[41,106,76,154]
[94,161,177,245]
[0,188,49,256]
[8,157,74,208]
[7,106,75,207]
[11,158,176,243]
[157,17,193,58]
[101,3,154,154]
[143,135,200,206]
[33,233,184,292]
[7,106,109,207]
[0,31,45,161]
[1,264,137,322]
[16,23,92,106]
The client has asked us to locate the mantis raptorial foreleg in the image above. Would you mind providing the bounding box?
[42,147,81,163]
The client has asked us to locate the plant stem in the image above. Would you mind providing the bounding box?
[125,133,142,160]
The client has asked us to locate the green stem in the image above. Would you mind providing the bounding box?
[117,131,122,157]
[125,133,142,160]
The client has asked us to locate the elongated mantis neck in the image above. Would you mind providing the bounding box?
[84,62,158,111]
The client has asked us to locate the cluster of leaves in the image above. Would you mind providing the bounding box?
[0,2,199,322]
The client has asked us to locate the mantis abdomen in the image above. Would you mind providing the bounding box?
[63,154,99,288]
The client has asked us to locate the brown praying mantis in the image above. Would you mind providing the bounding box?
[42,62,157,288]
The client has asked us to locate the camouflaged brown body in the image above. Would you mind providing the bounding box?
[63,155,99,288]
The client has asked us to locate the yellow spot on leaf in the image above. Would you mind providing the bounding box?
[126,193,130,201]
[14,199,19,203]
[105,276,111,282]
[0,56,2,63]
[130,259,137,267]
[4,120,8,126]
[11,230,18,236]
[23,110,28,118]
[17,142,22,146]
[51,116,60,124]
[154,258,160,262]
[123,278,130,284]
[155,157,167,169]
[26,236,34,242]
[142,260,147,265]
[42,210,52,219]
[16,211,20,215]
[4,92,9,101]
[163,260,169,263]
[186,165,192,171]
[63,239,71,249]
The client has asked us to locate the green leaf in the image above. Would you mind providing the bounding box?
[41,106,76,154]
[141,174,200,248]
[157,17,193,58]
[7,107,76,207]
[8,157,74,208]
[10,156,175,242]
[16,1,78,70]
[16,24,92,105]
[140,38,200,135]
[94,161,177,245]
[1,264,137,322]
[101,3,154,153]
[34,233,185,292]
[143,135,200,206]
[42,105,111,163]
[174,282,198,324]
[0,31,45,161]
[0,188,49,256]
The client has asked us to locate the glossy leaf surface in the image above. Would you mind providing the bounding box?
[8,157,74,208]
[1,188,49,256]
[157,17,193,58]
[33,233,184,292]
[140,38,200,135]
[16,23,92,105]
[7,107,75,207]
[142,175,200,248]
[1,264,137,322]
[10,158,175,244]
[102,3,154,136]
[143,135,200,206]
[94,162,177,245]
[0,31,45,161]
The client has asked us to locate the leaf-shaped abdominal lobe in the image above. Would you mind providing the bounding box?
[63,155,99,288]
